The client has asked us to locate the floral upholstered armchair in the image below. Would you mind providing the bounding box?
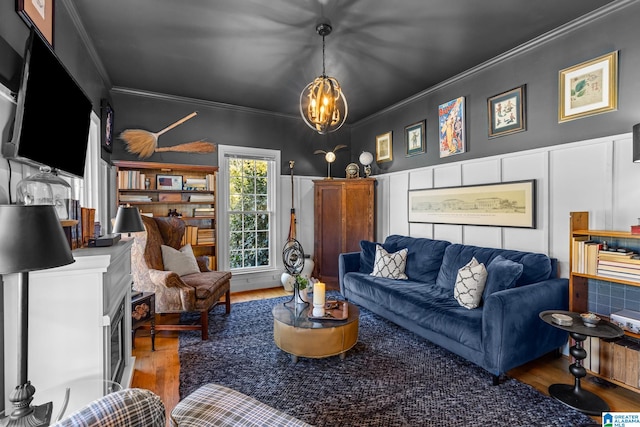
[131,215,231,340]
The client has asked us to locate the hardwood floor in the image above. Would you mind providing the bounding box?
[131,288,640,425]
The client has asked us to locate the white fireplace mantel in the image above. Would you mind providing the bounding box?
[3,239,134,416]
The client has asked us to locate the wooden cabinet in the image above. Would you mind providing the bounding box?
[313,178,375,288]
[114,160,218,269]
[569,211,640,393]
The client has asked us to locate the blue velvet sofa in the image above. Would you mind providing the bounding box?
[339,234,569,383]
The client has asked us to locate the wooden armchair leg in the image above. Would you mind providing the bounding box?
[201,311,209,340]
[225,289,231,313]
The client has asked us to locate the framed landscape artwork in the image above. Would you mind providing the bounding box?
[558,51,618,123]
[405,120,425,156]
[17,0,54,47]
[408,180,536,228]
[376,131,393,162]
[487,85,526,138]
[438,97,465,158]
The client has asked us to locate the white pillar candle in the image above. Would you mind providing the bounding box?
[313,282,326,306]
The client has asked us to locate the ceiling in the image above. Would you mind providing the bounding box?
[72,0,614,124]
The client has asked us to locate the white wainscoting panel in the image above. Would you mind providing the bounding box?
[388,174,408,238]
[463,225,502,248]
[461,158,501,185]
[409,168,433,190]
[502,151,549,254]
[612,136,640,230]
[434,164,462,188]
[549,140,611,276]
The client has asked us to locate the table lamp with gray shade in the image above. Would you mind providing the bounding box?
[0,205,75,427]
[112,205,145,237]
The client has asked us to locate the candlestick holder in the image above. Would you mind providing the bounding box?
[313,303,325,317]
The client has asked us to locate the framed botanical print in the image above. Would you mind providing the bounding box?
[17,0,54,47]
[376,131,392,162]
[487,85,526,138]
[558,51,618,123]
[438,97,465,158]
[405,120,425,156]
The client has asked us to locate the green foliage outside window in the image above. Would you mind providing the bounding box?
[228,158,270,269]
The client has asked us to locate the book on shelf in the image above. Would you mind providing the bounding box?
[598,261,640,273]
[197,228,215,244]
[598,254,640,264]
[572,236,589,273]
[189,194,215,202]
[193,207,215,216]
[119,195,152,202]
[118,170,146,189]
[596,269,640,281]
[181,225,199,245]
[203,255,216,270]
[599,249,635,256]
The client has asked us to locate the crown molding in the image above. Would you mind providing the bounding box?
[110,86,303,121]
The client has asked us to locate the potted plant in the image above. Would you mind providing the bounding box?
[296,275,311,303]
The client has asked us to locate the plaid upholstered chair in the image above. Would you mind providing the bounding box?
[131,215,231,340]
[51,388,165,427]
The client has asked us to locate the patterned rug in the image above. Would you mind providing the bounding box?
[179,295,594,426]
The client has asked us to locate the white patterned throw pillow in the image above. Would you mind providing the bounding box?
[454,257,488,309]
[370,244,408,279]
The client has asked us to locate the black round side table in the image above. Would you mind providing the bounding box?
[540,310,624,415]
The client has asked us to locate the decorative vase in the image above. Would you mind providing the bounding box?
[299,287,310,303]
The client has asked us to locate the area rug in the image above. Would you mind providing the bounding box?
[179,295,594,426]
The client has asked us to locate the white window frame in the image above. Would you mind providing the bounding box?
[72,111,110,234]
[217,145,280,275]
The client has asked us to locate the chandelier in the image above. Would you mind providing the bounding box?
[300,22,348,134]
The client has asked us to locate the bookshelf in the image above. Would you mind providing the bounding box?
[569,211,640,393]
[114,160,217,269]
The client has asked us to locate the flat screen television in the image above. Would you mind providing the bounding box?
[3,31,92,178]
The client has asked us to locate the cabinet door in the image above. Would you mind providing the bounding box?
[344,181,375,253]
[314,184,343,282]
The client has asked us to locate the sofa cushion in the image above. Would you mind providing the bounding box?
[383,235,451,283]
[435,244,552,291]
[162,243,200,276]
[359,240,397,274]
[371,245,408,279]
[483,255,523,299]
[342,272,483,350]
[454,257,487,309]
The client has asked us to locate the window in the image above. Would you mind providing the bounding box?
[218,146,280,273]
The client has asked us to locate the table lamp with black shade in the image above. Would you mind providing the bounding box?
[0,205,75,427]
[112,205,145,237]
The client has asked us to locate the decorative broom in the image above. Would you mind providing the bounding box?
[120,111,209,158]
[155,140,216,154]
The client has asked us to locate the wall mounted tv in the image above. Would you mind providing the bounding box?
[3,31,92,178]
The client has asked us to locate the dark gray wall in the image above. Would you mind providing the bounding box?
[350,3,640,175]
[110,91,351,177]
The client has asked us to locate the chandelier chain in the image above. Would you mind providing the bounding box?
[322,35,326,77]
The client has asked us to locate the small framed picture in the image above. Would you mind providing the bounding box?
[487,85,526,138]
[17,0,54,47]
[157,175,183,191]
[559,51,618,123]
[438,97,465,158]
[405,121,425,156]
[376,131,393,163]
[100,99,114,153]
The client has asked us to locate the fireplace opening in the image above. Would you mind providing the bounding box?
[109,298,126,385]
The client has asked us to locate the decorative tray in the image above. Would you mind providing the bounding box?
[308,300,349,321]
